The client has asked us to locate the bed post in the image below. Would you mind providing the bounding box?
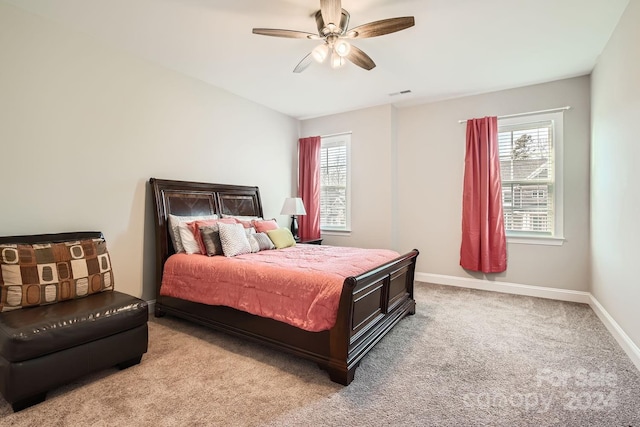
[149,178,169,315]
[323,250,419,385]
[323,277,358,385]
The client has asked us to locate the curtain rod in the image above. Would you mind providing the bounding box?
[457,106,571,124]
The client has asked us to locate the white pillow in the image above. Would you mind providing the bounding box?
[218,222,252,257]
[168,214,218,253]
[177,222,202,255]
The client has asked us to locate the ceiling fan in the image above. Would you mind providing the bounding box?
[252,0,415,73]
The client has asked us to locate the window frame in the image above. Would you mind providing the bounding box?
[498,112,565,246]
[319,133,351,233]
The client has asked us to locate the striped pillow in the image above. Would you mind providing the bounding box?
[248,232,275,253]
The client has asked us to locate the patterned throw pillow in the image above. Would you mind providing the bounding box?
[248,233,275,252]
[0,238,114,312]
[218,222,251,257]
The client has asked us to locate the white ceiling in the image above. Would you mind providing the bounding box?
[5,0,629,119]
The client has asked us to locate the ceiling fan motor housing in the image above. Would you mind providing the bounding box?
[315,9,350,35]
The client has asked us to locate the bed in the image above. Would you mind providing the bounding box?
[150,178,419,385]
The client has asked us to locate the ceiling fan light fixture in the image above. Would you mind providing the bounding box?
[312,44,329,63]
[330,51,345,69]
[253,1,415,73]
[334,39,351,57]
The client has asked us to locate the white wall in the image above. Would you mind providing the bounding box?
[300,105,396,249]
[2,0,630,329]
[0,3,299,301]
[397,77,592,291]
[301,77,591,292]
[591,0,640,348]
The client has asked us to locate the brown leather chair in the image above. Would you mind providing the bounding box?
[0,232,148,412]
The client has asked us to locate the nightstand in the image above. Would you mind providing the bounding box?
[297,238,323,245]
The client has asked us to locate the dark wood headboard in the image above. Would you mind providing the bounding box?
[149,178,264,297]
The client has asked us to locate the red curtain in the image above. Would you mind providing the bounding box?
[460,117,507,273]
[298,136,321,240]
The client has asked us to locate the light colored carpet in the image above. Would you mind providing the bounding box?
[1,282,639,426]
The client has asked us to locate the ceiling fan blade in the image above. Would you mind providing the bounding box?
[293,53,313,73]
[346,45,376,70]
[320,0,342,30]
[346,17,415,39]
[252,28,320,39]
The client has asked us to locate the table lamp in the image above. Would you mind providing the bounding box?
[280,197,306,240]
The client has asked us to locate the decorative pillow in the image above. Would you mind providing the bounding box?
[0,238,114,312]
[267,228,297,249]
[248,232,275,252]
[221,215,263,229]
[247,234,260,253]
[218,222,251,257]
[253,219,279,233]
[168,214,218,253]
[188,218,236,255]
[200,225,223,256]
[236,219,255,229]
[178,223,202,255]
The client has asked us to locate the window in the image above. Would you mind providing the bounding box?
[498,112,564,244]
[320,133,351,232]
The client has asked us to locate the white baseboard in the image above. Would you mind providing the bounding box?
[415,272,591,303]
[588,295,640,372]
[415,272,640,372]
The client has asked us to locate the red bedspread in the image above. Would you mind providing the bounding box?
[160,244,400,332]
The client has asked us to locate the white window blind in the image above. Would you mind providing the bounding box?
[499,119,556,236]
[320,134,351,231]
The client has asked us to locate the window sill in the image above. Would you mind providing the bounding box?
[320,229,352,237]
[507,235,565,246]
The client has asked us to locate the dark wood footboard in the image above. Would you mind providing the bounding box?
[325,249,418,384]
[149,178,418,385]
